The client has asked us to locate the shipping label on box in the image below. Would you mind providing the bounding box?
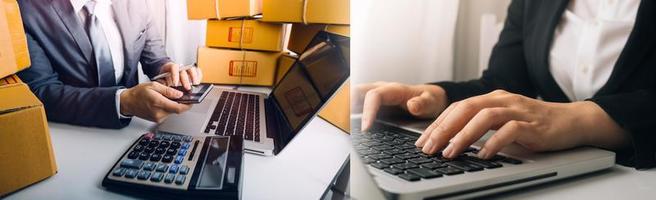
[187,0,262,20]
[0,76,57,196]
[206,19,285,52]
[198,47,280,86]
[261,0,349,25]
[287,24,349,54]
[318,80,350,133]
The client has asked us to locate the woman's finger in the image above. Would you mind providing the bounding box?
[477,120,529,159]
[416,102,457,147]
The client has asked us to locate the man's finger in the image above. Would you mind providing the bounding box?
[478,120,527,159]
[448,107,527,157]
[158,97,192,114]
[361,89,383,131]
[170,64,180,86]
[150,82,183,99]
[188,68,200,85]
[180,70,191,90]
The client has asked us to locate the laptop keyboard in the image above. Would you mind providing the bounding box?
[204,91,260,142]
[352,122,522,182]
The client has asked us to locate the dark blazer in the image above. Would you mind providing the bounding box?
[434,0,656,169]
[17,0,171,129]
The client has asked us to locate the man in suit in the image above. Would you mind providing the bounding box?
[356,0,656,169]
[17,0,202,129]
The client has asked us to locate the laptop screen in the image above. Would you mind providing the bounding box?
[271,31,350,132]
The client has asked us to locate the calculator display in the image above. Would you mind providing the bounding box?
[195,137,229,190]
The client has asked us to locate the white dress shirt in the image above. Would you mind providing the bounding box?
[549,0,639,101]
[71,0,130,118]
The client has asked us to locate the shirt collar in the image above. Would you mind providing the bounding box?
[70,0,112,13]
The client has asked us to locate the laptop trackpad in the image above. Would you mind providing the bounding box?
[189,99,214,114]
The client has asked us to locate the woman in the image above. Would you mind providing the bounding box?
[357,0,656,169]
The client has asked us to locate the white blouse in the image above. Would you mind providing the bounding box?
[549,0,639,101]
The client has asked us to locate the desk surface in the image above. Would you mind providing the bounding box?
[350,116,656,200]
[6,116,350,200]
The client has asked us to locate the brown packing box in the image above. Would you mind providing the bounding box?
[261,0,349,25]
[276,53,296,84]
[318,80,349,133]
[0,75,57,196]
[198,47,280,86]
[0,0,31,79]
[187,0,263,20]
[287,24,349,54]
[206,19,285,52]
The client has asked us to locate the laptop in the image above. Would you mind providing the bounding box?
[351,116,615,199]
[158,31,350,156]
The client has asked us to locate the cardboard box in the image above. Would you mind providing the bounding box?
[0,75,57,196]
[318,80,349,133]
[261,0,349,25]
[198,47,280,86]
[187,0,263,20]
[0,0,30,79]
[287,24,350,54]
[275,53,296,84]
[206,19,286,52]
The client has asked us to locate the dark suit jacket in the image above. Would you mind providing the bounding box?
[17,0,171,129]
[433,0,656,169]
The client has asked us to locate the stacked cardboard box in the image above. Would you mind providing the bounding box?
[188,0,287,86]
[0,0,57,196]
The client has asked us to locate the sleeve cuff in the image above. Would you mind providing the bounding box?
[116,88,133,119]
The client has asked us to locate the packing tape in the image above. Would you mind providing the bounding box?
[214,0,220,19]
[302,0,309,25]
[238,19,247,86]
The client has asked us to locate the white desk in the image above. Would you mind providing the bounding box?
[350,117,656,200]
[6,117,350,200]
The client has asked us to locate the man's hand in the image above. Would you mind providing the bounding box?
[158,62,203,90]
[354,82,449,131]
[120,82,192,123]
[415,90,629,160]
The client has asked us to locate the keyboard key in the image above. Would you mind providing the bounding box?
[159,141,170,148]
[144,146,155,153]
[501,157,523,164]
[174,156,184,164]
[138,139,150,146]
[150,172,164,182]
[137,171,151,180]
[362,157,376,164]
[383,168,404,175]
[138,152,150,160]
[148,140,160,148]
[435,166,464,175]
[379,158,404,165]
[169,165,180,174]
[370,162,390,169]
[166,148,177,155]
[382,149,405,155]
[154,147,166,154]
[372,145,394,151]
[446,160,484,172]
[408,157,433,165]
[112,168,126,176]
[133,145,144,152]
[171,142,181,149]
[368,154,391,160]
[391,163,418,170]
[421,162,446,169]
[462,157,502,169]
[164,174,175,183]
[127,151,139,159]
[143,162,156,171]
[162,155,174,163]
[149,154,162,162]
[407,168,442,179]
[124,169,138,178]
[358,149,379,156]
[155,164,169,172]
[179,166,190,175]
[175,175,186,185]
[394,153,419,160]
[398,173,421,181]
[120,159,144,169]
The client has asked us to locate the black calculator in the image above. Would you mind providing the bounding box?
[102,131,244,199]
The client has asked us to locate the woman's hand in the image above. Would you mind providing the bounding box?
[158,62,203,90]
[415,90,629,159]
[354,82,449,131]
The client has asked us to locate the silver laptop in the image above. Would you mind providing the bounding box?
[158,31,350,156]
[351,116,615,199]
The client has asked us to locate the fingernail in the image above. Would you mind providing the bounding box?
[443,144,454,158]
[361,118,369,131]
[477,148,488,159]
[422,140,433,152]
[414,138,423,147]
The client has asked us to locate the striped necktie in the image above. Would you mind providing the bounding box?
[84,0,116,87]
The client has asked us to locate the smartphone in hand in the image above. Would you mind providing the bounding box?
[172,84,213,104]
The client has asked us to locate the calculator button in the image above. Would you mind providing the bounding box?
[177,149,187,156]
[133,145,144,152]
[166,148,177,155]
[162,155,174,163]
[175,175,186,185]
[112,168,126,176]
[181,143,190,150]
[162,135,172,141]
[143,162,156,171]
[169,165,179,174]
[154,134,163,140]
[179,166,190,175]
[159,141,170,148]
[124,169,138,178]
[174,156,184,164]
[148,140,160,148]
[138,152,150,160]
[150,172,164,182]
[137,171,151,180]
[127,151,139,159]
[144,146,155,153]
[120,159,144,169]
[155,164,169,172]
[172,136,182,142]
[184,136,192,142]
[139,139,150,146]
[171,142,181,149]
[150,154,162,162]
[164,174,175,183]
[154,147,166,154]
